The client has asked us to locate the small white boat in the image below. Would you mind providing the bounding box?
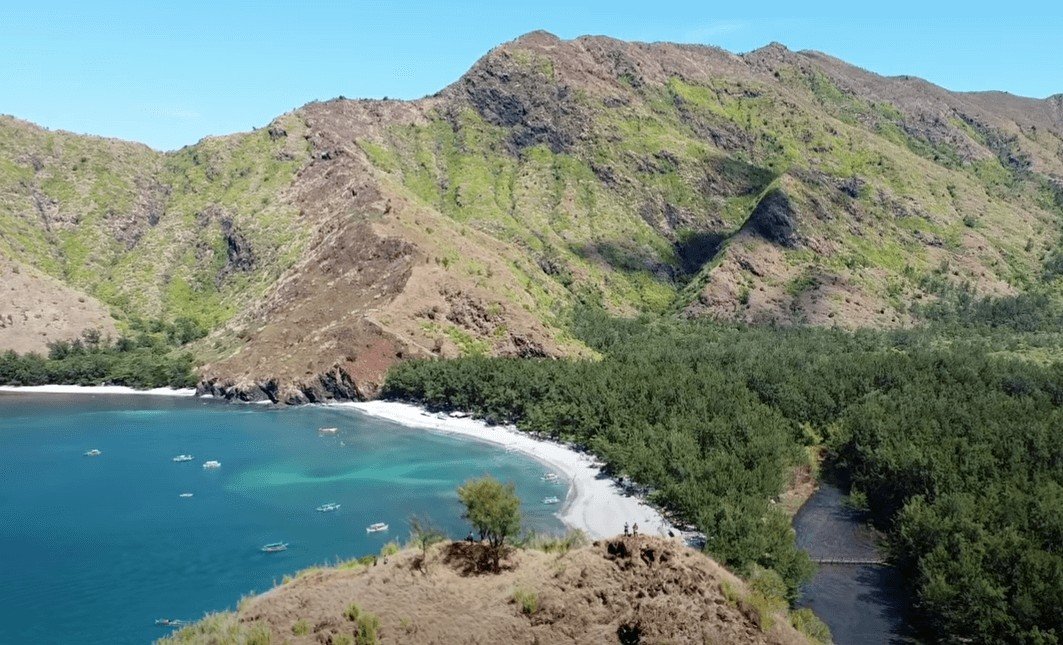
[84,449,102,457]
[449,411,469,418]
[155,618,188,627]
[541,472,559,482]
[315,502,341,512]
[261,542,288,553]
[318,427,338,435]
[542,496,561,505]
[366,522,389,533]
[202,460,221,469]
[172,454,194,463]
[179,493,194,498]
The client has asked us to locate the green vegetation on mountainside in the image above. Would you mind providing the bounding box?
[0,116,312,333]
[382,308,1062,643]
[356,55,1063,327]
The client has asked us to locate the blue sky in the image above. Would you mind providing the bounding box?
[2,1,1060,150]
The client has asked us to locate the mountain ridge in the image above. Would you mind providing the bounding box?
[1,32,1060,401]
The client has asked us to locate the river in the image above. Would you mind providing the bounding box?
[793,484,914,644]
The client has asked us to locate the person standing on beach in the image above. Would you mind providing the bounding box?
[623,522,629,536]
[632,522,639,536]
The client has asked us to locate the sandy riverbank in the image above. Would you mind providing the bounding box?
[341,400,680,541]
[0,384,197,396]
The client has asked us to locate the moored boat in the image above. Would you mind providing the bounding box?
[315,502,341,512]
[172,454,194,462]
[541,472,559,482]
[202,460,221,469]
[155,618,188,627]
[542,496,561,505]
[366,522,389,533]
[179,492,194,498]
[260,542,288,553]
[84,449,102,457]
[318,427,338,435]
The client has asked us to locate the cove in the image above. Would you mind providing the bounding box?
[0,393,567,645]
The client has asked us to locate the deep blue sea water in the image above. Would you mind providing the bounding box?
[0,393,567,645]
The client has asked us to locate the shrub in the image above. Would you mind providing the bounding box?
[720,580,741,606]
[790,608,832,644]
[521,530,588,554]
[344,602,361,622]
[158,613,272,644]
[355,612,380,644]
[292,619,310,636]
[513,587,540,615]
[748,565,788,602]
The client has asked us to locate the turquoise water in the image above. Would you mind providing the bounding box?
[0,393,568,644]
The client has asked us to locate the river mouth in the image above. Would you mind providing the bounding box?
[793,483,915,644]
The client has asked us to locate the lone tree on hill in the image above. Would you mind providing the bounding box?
[457,475,522,570]
[408,514,446,573]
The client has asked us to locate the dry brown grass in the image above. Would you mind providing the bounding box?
[230,536,810,644]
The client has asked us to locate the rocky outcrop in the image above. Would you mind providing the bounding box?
[197,364,375,404]
[454,34,589,154]
[742,189,800,248]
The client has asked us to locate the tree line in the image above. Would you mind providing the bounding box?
[0,323,198,389]
[383,307,1062,643]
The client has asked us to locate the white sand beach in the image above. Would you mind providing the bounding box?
[0,384,197,396]
[1,385,681,540]
[342,400,681,541]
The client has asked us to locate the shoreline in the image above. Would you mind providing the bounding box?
[339,400,682,541]
[0,386,685,542]
[0,384,198,396]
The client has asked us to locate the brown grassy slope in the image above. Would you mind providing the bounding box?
[0,256,116,353]
[226,537,809,644]
[196,100,574,404]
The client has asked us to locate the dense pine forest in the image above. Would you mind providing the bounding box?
[383,307,1063,643]
[0,319,200,389]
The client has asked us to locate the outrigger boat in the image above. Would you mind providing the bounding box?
[84,449,102,457]
[172,454,194,462]
[542,496,561,505]
[541,472,559,482]
[260,542,289,553]
[318,427,338,435]
[202,460,221,469]
[315,502,341,512]
[366,522,389,533]
[179,493,194,498]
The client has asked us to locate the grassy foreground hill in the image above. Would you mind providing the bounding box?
[162,536,821,645]
[2,31,1061,398]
